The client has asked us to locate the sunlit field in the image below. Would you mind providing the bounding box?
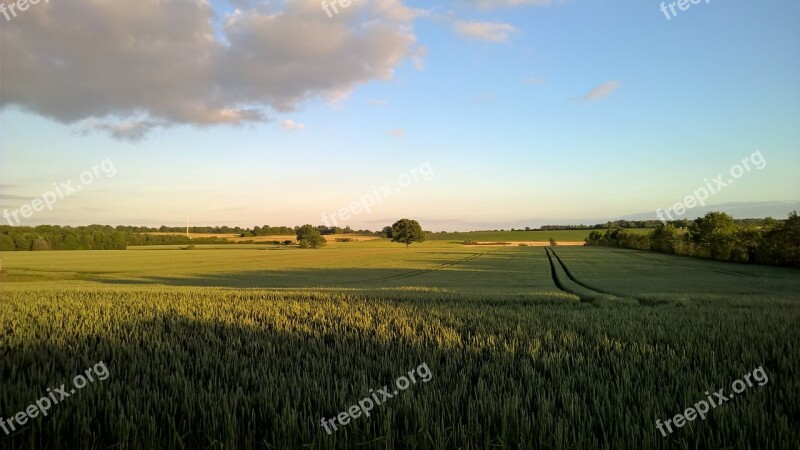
[2,242,798,449]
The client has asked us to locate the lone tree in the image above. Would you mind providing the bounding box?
[296,224,327,249]
[391,219,425,248]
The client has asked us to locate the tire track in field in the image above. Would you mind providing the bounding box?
[549,248,619,297]
[610,250,759,278]
[547,247,647,303]
[544,247,583,300]
[342,251,492,285]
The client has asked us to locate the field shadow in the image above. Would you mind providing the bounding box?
[0,314,539,449]
[90,251,549,290]
[1,298,793,449]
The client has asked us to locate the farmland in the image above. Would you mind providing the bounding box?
[1,242,798,449]
[425,229,653,243]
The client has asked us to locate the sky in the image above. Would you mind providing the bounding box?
[1,0,798,231]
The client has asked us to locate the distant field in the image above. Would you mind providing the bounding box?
[0,241,557,295]
[146,229,652,244]
[144,232,380,242]
[426,228,653,242]
[1,242,798,449]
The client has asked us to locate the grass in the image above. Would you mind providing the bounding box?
[1,242,798,449]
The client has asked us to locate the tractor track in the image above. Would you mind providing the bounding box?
[546,247,647,303]
[549,248,619,297]
[544,247,584,299]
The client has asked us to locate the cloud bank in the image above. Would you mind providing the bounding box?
[0,0,421,140]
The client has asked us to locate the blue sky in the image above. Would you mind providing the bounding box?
[1,0,798,231]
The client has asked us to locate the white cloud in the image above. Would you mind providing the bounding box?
[453,21,517,43]
[279,120,305,131]
[582,81,621,101]
[412,45,429,70]
[0,0,422,140]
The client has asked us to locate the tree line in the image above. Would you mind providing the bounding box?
[539,218,777,231]
[0,225,253,251]
[112,224,380,237]
[0,223,401,251]
[586,211,800,268]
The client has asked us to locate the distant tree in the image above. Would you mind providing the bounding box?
[586,230,604,245]
[381,226,393,239]
[690,212,735,245]
[31,238,51,251]
[296,225,326,249]
[690,212,736,259]
[391,219,425,248]
[761,211,800,267]
[0,234,14,251]
[650,224,680,254]
[549,238,557,247]
[62,234,81,250]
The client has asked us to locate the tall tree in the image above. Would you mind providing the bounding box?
[390,219,425,248]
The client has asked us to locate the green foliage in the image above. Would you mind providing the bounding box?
[428,229,653,242]
[0,225,193,251]
[760,211,800,266]
[586,211,800,268]
[391,219,425,248]
[0,234,15,251]
[296,225,326,249]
